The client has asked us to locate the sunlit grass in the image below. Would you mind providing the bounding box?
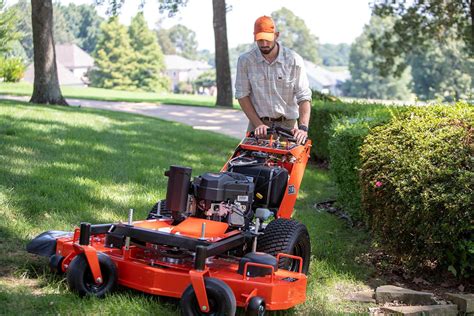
[0,82,240,108]
[0,99,377,315]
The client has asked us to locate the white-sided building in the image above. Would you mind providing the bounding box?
[304,61,350,96]
[22,43,94,87]
[164,55,213,92]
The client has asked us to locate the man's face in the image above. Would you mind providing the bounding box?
[256,32,279,55]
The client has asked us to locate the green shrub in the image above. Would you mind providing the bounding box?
[0,57,25,82]
[360,103,474,276]
[309,101,399,160]
[328,111,400,221]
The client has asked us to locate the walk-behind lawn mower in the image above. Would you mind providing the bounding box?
[27,126,312,315]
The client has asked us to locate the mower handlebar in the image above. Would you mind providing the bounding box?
[248,126,305,145]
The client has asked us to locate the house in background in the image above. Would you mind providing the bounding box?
[164,55,213,92]
[22,43,94,87]
[304,61,350,96]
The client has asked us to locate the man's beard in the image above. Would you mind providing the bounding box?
[259,42,276,55]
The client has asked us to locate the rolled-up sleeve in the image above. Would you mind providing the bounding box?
[294,62,312,104]
[235,56,250,99]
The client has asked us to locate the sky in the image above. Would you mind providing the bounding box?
[11,0,373,51]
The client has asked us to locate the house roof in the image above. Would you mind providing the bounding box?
[165,55,212,71]
[304,60,350,88]
[22,62,85,86]
[55,43,94,69]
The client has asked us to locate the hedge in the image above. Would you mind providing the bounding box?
[308,101,399,161]
[360,103,473,276]
[327,110,401,221]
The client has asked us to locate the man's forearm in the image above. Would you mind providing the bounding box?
[298,100,311,127]
[238,96,263,127]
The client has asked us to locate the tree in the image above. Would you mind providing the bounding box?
[229,43,252,69]
[212,0,232,107]
[155,27,176,55]
[100,0,234,107]
[9,0,33,59]
[196,49,215,67]
[0,0,20,55]
[370,0,473,76]
[30,0,67,105]
[89,17,136,90]
[343,16,412,100]
[167,24,198,60]
[11,0,81,61]
[128,12,169,92]
[271,7,321,64]
[410,35,473,101]
[319,43,350,67]
[58,3,104,53]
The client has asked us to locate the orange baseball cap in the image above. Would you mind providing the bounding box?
[254,16,276,41]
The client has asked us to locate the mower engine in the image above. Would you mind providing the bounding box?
[163,165,255,228]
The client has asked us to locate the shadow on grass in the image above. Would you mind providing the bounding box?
[0,101,235,250]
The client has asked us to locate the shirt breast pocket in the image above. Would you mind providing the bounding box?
[276,75,295,99]
[249,74,265,86]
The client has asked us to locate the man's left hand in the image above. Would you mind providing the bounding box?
[291,128,308,145]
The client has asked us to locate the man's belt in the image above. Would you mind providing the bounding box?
[260,116,287,122]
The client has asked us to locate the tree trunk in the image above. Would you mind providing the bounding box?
[212,0,233,107]
[30,0,68,105]
[470,0,474,55]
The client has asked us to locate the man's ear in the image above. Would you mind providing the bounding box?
[274,32,280,41]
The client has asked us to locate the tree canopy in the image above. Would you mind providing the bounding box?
[128,12,169,92]
[57,3,104,53]
[90,17,136,90]
[319,43,350,67]
[0,0,20,55]
[343,16,413,100]
[10,0,102,60]
[410,34,473,101]
[167,24,198,60]
[271,7,321,64]
[370,0,473,76]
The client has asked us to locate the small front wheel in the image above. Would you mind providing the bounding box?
[66,252,117,298]
[246,296,266,316]
[49,254,64,274]
[180,277,236,316]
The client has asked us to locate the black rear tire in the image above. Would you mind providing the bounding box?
[180,277,236,316]
[256,218,311,274]
[67,252,117,298]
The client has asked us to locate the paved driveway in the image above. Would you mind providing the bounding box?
[0,95,248,139]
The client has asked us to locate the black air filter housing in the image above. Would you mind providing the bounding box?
[229,165,288,209]
[193,172,254,204]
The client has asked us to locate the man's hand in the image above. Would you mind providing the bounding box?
[291,128,308,145]
[254,124,269,137]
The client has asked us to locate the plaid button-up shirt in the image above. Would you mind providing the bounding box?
[235,44,312,120]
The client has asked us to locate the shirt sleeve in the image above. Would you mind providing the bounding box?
[294,61,312,104]
[234,55,251,99]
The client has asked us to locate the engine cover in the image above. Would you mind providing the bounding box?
[193,172,254,205]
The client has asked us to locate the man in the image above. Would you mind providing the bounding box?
[235,15,312,144]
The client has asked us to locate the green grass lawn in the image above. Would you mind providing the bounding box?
[0,99,377,315]
[0,82,241,108]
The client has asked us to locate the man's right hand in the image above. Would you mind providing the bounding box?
[254,124,269,137]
